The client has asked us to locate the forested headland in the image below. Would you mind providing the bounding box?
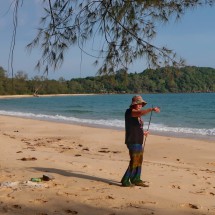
[0,66,214,95]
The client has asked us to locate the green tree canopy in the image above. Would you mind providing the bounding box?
[0,66,214,95]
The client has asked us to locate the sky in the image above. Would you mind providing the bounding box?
[0,0,215,80]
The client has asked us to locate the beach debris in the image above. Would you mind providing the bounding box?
[0,181,19,187]
[42,174,55,181]
[30,178,43,182]
[30,174,55,182]
[0,181,48,188]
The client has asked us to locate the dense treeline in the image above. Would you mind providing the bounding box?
[0,66,214,95]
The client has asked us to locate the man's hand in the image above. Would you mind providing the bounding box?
[153,107,160,113]
[144,130,149,137]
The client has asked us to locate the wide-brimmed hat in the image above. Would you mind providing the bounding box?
[130,95,147,107]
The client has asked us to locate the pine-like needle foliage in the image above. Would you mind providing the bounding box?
[12,0,215,75]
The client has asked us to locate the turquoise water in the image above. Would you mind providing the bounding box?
[0,93,214,140]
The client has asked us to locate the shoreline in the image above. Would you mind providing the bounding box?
[0,115,215,214]
[1,112,214,142]
[0,94,96,99]
[0,91,214,100]
[0,93,214,142]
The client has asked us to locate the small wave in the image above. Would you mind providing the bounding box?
[0,110,214,138]
[149,123,215,137]
[0,110,124,128]
[64,109,94,114]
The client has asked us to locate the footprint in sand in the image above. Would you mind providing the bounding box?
[139,200,157,205]
[13,204,22,209]
[207,162,215,166]
[16,151,23,153]
[62,147,72,150]
[112,151,121,154]
[106,195,115,199]
[98,148,110,153]
[19,157,37,161]
[3,133,16,139]
[171,185,181,189]
[21,138,31,142]
[65,209,78,214]
[128,202,156,213]
[26,146,36,151]
[29,199,48,204]
[189,189,206,195]
[180,203,200,210]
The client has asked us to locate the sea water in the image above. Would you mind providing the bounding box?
[0,93,214,140]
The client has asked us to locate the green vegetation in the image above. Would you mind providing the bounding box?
[0,66,214,95]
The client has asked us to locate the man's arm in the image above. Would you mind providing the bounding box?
[131,107,160,117]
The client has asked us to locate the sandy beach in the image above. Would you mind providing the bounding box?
[0,94,96,99]
[0,115,215,215]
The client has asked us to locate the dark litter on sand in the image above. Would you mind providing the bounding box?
[30,174,55,182]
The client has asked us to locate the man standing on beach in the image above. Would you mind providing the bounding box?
[121,95,160,187]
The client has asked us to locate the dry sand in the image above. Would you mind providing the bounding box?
[0,115,215,215]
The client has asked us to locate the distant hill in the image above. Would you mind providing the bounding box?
[0,66,214,95]
[62,66,215,94]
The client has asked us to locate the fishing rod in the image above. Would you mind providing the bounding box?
[143,105,153,151]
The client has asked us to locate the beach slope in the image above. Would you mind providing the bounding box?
[0,115,215,215]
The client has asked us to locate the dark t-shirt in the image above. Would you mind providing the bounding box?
[125,108,144,145]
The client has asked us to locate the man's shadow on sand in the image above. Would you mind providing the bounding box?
[30,167,121,186]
